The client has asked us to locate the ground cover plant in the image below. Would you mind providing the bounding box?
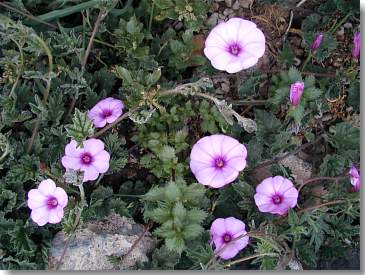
[0,0,360,270]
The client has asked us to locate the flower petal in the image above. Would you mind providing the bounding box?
[82,165,100,182]
[48,207,63,224]
[83,138,105,155]
[256,177,276,196]
[218,244,240,260]
[27,189,46,210]
[194,167,218,186]
[54,187,68,207]
[210,218,227,237]
[225,217,246,235]
[61,155,82,170]
[38,179,57,197]
[30,206,49,226]
[92,150,110,173]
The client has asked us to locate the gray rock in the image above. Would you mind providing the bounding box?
[221,82,230,93]
[223,8,234,16]
[49,214,156,270]
[279,155,312,183]
[207,13,219,27]
[343,22,353,29]
[225,0,233,7]
[232,0,240,10]
[239,0,252,8]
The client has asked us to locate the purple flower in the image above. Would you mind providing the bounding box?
[27,179,68,226]
[254,176,299,215]
[88,97,124,128]
[349,166,360,192]
[311,33,324,52]
[204,17,265,74]
[289,81,305,106]
[210,217,249,260]
[352,32,360,61]
[61,138,110,182]
[189,134,247,188]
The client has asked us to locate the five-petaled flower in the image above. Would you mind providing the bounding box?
[210,217,249,260]
[27,179,68,226]
[349,166,360,192]
[204,17,265,74]
[352,32,360,61]
[61,138,110,182]
[254,176,299,215]
[189,134,247,188]
[289,81,305,106]
[88,97,124,128]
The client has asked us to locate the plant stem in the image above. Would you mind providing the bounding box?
[247,136,322,173]
[148,1,155,33]
[297,199,347,214]
[329,11,352,35]
[298,175,348,193]
[27,35,54,154]
[301,53,312,71]
[224,253,278,268]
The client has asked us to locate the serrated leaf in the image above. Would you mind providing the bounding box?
[288,66,302,82]
[303,87,322,101]
[65,109,94,143]
[319,154,346,176]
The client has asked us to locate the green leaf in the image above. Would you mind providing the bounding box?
[112,66,133,85]
[146,68,161,87]
[254,109,281,135]
[319,154,345,176]
[304,75,315,88]
[126,16,143,34]
[288,208,299,226]
[303,87,322,101]
[158,145,176,162]
[166,236,185,254]
[288,66,302,82]
[327,122,360,152]
[269,86,289,106]
[287,102,305,124]
[65,108,94,143]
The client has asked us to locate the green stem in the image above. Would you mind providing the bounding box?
[148,1,155,33]
[329,11,352,35]
[301,53,312,72]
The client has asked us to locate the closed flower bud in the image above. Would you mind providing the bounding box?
[311,33,324,52]
[289,81,305,106]
[352,32,360,61]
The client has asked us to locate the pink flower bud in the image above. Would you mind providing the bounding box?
[349,166,360,192]
[311,33,324,52]
[289,81,305,106]
[352,32,360,61]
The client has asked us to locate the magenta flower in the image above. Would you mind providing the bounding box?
[61,138,110,182]
[352,32,360,61]
[204,17,265,74]
[311,33,323,52]
[254,176,299,215]
[27,179,68,226]
[349,166,360,192]
[88,97,124,128]
[289,81,305,106]
[189,134,247,188]
[210,217,249,260]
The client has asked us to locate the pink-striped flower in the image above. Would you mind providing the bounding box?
[204,17,265,74]
[289,81,305,106]
[210,217,249,260]
[27,179,68,226]
[349,166,360,192]
[311,33,324,52]
[254,176,299,215]
[189,134,247,188]
[61,138,110,182]
[88,97,124,128]
[352,32,360,61]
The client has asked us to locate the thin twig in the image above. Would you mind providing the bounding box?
[66,9,105,119]
[224,253,277,268]
[298,175,348,193]
[0,2,57,29]
[247,136,322,173]
[282,10,293,43]
[120,221,154,263]
[296,200,347,214]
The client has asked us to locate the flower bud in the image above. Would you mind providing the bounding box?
[311,33,324,52]
[289,81,305,106]
[352,32,360,61]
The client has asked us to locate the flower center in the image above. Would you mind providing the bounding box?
[81,153,93,165]
[215,157,225,168]
[47,197,58,208]
[229,44,241,56]
[223,233,232,243]
[101,109,112,119]
[272,194,282,205]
